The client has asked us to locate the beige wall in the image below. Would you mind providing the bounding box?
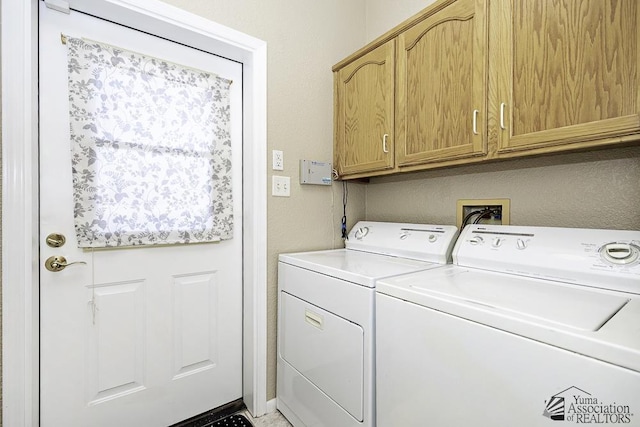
[366,146,640,230]
[158,0,369,401]
[365,0,435,41]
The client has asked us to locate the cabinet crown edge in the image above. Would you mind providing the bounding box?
[332,0,457,72]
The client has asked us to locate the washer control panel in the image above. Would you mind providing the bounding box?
[454,225,640,294]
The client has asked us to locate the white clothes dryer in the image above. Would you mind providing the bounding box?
[376,225,640,427]
[276,221,459,427]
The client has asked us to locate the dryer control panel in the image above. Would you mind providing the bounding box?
[346,221,459,264]
[454,225,640,294]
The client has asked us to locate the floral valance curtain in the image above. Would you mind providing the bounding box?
[66,36,233,248]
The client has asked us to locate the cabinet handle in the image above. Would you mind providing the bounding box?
[500,102,506,130]
[382,134,389,153]
[472,110,479,135]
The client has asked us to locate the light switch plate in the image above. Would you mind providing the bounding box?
[272,175,290,197]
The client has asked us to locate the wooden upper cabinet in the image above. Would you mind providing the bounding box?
[495,0,640,153]
[333,0,640,179]
[334,40,395,176]
[396,0,488,166]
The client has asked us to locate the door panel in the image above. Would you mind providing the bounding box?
[86,279,146,405]
[173,271,219,378]
[39,3,243,426]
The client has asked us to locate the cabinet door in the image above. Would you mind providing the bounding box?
[495,0,640,154]
[396,0,487,166]
[334,40,395,176]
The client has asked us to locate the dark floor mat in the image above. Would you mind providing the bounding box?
[207,414,253,427]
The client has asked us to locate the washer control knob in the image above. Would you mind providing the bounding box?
[399,232,409,240]
[599,242,640,265]
[516,238,527,250]
[492,238,504,248]
[354,227,369,240]
[428,234,438,243]
[469,236,484,245]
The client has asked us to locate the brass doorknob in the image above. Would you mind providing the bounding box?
[45,255,87,272]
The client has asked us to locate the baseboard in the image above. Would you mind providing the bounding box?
[266,398,278,414]
[275,398,304,427]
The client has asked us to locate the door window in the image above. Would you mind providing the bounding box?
[66,36,233,248]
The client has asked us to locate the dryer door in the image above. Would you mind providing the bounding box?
[280,291,364,421]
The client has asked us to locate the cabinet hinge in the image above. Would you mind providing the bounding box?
[44,0,70,14]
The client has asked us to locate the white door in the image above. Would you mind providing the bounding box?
[39,4,243,426]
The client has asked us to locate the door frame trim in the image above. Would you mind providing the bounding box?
[1,0,268,425]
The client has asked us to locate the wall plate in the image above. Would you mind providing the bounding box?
[272,150,284,171]
[272,175,290,197]
[457,198,510,229]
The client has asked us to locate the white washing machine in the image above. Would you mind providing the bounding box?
[376,225,640,427]
[276,221,459,427]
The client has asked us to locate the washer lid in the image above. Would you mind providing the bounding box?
[279,249,444,288]
[377,266,629,331]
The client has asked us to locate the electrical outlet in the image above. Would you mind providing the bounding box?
[272,150,284,171]
[272,175,290,197]
[456,199,510,229]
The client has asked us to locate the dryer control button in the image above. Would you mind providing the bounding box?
[428,234,438,243]
[599,242,640,265]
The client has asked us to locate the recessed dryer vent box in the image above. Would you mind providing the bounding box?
[457,198,510,229]
[300,160,332,186]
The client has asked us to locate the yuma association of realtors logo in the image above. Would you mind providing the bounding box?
[543,386,634,424]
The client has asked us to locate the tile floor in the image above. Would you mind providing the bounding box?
[241,409,292,427]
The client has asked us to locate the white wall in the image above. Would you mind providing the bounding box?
[159,0,368,401]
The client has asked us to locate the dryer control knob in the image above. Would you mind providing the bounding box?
[469,236,484,245]
[354,227,370,240]
[492,238,504,248]
[428,234,438,243]
[516,238,527,250]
